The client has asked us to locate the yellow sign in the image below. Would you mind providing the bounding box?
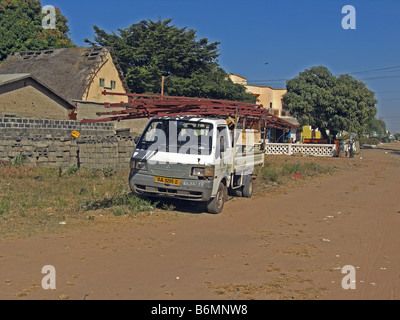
[226,117,235,129]
[71,131,80,138]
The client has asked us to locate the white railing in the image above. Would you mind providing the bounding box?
[264,143,335,157]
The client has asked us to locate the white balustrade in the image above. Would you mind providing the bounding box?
[264,143,335,157]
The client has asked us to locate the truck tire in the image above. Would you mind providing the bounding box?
[242,175,253,198]
[229,187,243,197]
[207,182,226,214]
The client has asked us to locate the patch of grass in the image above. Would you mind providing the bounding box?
[255,164,279,182]
[255,160,334,191]
[86,193,156,216]
[63,164,79,176]
[89,167,117,178]
[106,194,155,216]
[9,152,26,167]
[0,200,11,216]
[281,163,302,175]
[0,165,159,239]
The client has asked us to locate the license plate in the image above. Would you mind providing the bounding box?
[155,176,181,185]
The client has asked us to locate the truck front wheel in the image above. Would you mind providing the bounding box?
[207,182,226,214]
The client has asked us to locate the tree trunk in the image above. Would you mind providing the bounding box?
[320,129,329,141]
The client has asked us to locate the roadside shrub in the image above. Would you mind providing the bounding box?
[255,161,333,189]
[64,164,79,175]
[102,167,116,178]
[9,152,26,167]
[255,165,279,182]
[83,193,154,216]
[281,163,301,175]
[112,194,154,212]
[359,137,381,145]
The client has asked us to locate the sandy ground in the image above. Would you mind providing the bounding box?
[1,143,400,300]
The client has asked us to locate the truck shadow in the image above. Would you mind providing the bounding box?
[147,195,237,215]
[148,197,208,214]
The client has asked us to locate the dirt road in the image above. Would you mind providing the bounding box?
[1,143,400,300]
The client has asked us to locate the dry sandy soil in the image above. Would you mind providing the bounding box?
[1,143,400,300]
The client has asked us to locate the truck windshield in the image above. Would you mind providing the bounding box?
[137,120,213,155]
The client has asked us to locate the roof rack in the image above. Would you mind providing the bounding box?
[82,91,298,130]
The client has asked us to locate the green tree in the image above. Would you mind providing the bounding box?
[283,66,377,140]
[85,18,256,103]
[364,117,386,138]
[0,0,74,62]
[164,67,257,102]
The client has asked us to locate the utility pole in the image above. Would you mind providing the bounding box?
[161,76,165,96]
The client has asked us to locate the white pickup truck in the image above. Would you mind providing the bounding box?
[129,116,264,213]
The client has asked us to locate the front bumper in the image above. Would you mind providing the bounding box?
[129,170,213,201]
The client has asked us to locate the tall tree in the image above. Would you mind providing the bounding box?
[85,18,256,103]
[164,67,257,103]
[364,117,386,138]
[0,0,74,62]
[283,66,377,140]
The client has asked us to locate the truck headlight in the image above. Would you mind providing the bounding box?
[191,167,214,177]
[130,160,147,170]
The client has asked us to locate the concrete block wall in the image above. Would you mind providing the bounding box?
[78,137,135,170]
[0,136,78,168]
[0,117,135,169]
[0,116,115,138]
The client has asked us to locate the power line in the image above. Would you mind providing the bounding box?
[360,75,400,81]
[379,115,400,118]
[378,113,400,116]
[243,64,400,84]
[377,98,400,101]
[347,65,400,75]
[352,69,400,76]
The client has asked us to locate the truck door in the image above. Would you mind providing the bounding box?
[216,126,231,180]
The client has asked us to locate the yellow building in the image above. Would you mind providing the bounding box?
[229,74,289,117]
[231,74,317,143]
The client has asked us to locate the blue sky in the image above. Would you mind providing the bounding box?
[47,0,400,133]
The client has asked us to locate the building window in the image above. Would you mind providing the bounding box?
[99,78,105,87]
[269,102,273,108]
[110,80,116,90]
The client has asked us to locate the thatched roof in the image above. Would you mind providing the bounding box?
[0,47,129,104]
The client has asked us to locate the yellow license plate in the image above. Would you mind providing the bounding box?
[155,176,181,185]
